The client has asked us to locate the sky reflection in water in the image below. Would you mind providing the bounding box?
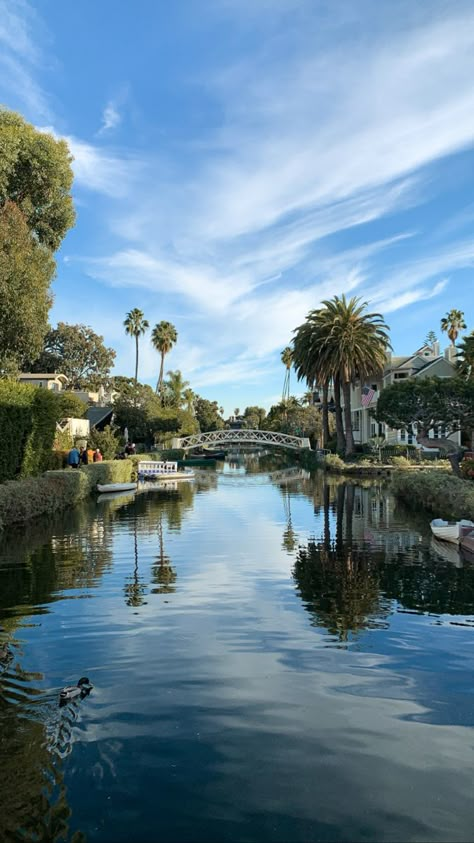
[1,457,474,842]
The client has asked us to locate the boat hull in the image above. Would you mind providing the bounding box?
[97,482,137,493]
[430,519,474,544]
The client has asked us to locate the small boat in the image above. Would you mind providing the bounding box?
[97,482,137,493]
[190,448,226,459]
[430,537,463,567]
[59,677,93,705]
[430,518,474,544]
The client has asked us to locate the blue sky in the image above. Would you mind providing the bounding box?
[1,0,474,414]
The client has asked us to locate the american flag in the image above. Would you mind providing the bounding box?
[361,385,376,407]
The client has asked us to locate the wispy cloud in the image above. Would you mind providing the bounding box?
[99,101,121,134]
[0,0,51,118]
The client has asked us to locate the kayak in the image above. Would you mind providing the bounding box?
[97,482,137,493]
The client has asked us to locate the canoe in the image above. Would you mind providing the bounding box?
[430,518,474,544]
[97,482,137,493]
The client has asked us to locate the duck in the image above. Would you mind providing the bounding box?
[59,677,93,704]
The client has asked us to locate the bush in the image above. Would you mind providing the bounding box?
[88,425,120,460]
[0,459,133,530]
[460,458,474,480]
[390,456,412,468]
[0,380,59,481]
[323,454,346,472]
[391,469,474,521]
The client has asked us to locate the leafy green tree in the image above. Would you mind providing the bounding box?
[183,388,196,414]
[441,309,466,347]
[425,330,438,346]
[457,332,474,382]
[57,391,86,418]
[0,202,55,371]
[281,346,293,401]
[88,425,120,459]
[375,377,474,464]
[0,108,75,250]
[243,405,266,429]
[293,295,390,456]
[151,321,177,396]
[195,397,224,432]
[262,398,322,446]
[30,322,116,389]
[113,381,162,444]
[123,309,149,384]
[293,313,338,451]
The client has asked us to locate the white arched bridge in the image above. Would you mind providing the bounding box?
[172,429,311,451]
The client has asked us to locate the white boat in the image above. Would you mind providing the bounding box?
[430,537,463,567]
[430,518,474,544]
[97,482,137,493]
[460,531,474,558]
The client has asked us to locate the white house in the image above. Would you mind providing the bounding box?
[18,373,68,392]
[345,342,461,448]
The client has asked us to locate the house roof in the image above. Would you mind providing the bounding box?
[19,372,68,382]
[85,406,114,428]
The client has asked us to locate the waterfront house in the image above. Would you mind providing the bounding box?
[18,372,68,392]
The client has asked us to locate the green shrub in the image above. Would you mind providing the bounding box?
[391,469,474,521]
[460,458,474,480]
[88,425,121,460]
[323,454,346,472]
[390,456,412,468]
[0,380,59,481]
[0,460,133,530]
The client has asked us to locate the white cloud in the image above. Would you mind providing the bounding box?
[99,101,121,134]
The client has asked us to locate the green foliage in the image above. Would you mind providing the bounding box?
[261,399,322,445]
[151,321,178,394]
[194,396,224,432]
[390,456,412,468]
[242,406,267,428]
[0,381,59,481]
[391,470,474,521]
[161,370,190,408]
[57,391,86,418]
[323,454,347,472]
[441,309,466,347]
[88,425,120,459]
[375,377,474,438]
[113,381,162,444]
[0,108,75,251]
[456,332,474,382]
[460,458,474,480]
[124,308,149,383]
[0,202,55,370]
[0,460,133,530]
[30,322,116,389]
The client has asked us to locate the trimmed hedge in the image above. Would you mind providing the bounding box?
[391,469,474,521]
[0,380,59,481]
[0,459,133,530]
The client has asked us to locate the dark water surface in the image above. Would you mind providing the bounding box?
[1,457,474,842]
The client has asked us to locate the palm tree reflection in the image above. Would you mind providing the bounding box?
[123,512,148,607]
[151,509,177,594]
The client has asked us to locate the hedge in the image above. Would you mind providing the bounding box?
[0,459,133,530]
[391,469,474,521]
[0,381,59,482]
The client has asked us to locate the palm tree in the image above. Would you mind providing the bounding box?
[457,331,474,381]
[183,388,196,414]
[293,312,338,451]
[281,346,293,402]
[441,309,466,347]
[164,369,190,408]
[293,295,390,457]
[151,321,178,396]
[123,309,149,384]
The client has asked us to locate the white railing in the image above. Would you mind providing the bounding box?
[172,429,312,451]
[138,460,178,477]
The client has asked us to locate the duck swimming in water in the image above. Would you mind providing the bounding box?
[59,677,93,705]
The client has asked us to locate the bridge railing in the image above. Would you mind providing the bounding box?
[172,429,312,451]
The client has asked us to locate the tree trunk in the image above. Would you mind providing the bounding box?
[156,352,165,394]
[135,335,139,384]
[322,381,330,448]
[334,374,346,453]
[342,380,355,457]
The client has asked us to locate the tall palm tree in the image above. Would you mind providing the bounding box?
[151,321,178,396]
[293,295,390,457]
[293,313,337,450]
[441,309,466,347]
[457,331,474,381]
[281,346,293,402]
[123,308,149,384]
[183,388,196,414]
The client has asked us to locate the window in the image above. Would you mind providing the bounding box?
[353,411,360,431]
[400,429,406,442]
[370,422,376,437]
[371,384,378,392]
[394,372,408,380]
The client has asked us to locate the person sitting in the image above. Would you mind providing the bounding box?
[93,448,103,462]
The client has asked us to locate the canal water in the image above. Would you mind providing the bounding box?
[1,455,474,842]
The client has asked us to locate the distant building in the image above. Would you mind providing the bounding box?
[18,373,68,392]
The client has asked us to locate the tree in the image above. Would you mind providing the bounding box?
[162,370,189,408]
[375,377,474,470]
[151,321,177,396]
[425,330,438,346]
[441,309,466,347]
[234,408,240,418]
[243,406,266,429]
[456,332,474,382]
[0,202,55,371]
[113,381,162,444]
[0,109,75,251]
[89,425,120,459]
[183,388,196,414]
[124,309,149,384]
[281,346,293,402]
[262,399,322,446]
[293,295,390,456]
[194,397,224,432]
[57,391,86,419]
[293,314,336,451]
[30,323,116,389]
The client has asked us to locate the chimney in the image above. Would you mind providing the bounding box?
[432,340,440,357]
[444,345,456,363]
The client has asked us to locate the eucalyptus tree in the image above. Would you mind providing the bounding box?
[151,321,178,396]
[124,309,149,384]
[441,309,466,347]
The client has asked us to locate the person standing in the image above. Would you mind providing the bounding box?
[67,446,80,469]
[79,446,88,465]
[93,448,103,462]
[87,445,94,463]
